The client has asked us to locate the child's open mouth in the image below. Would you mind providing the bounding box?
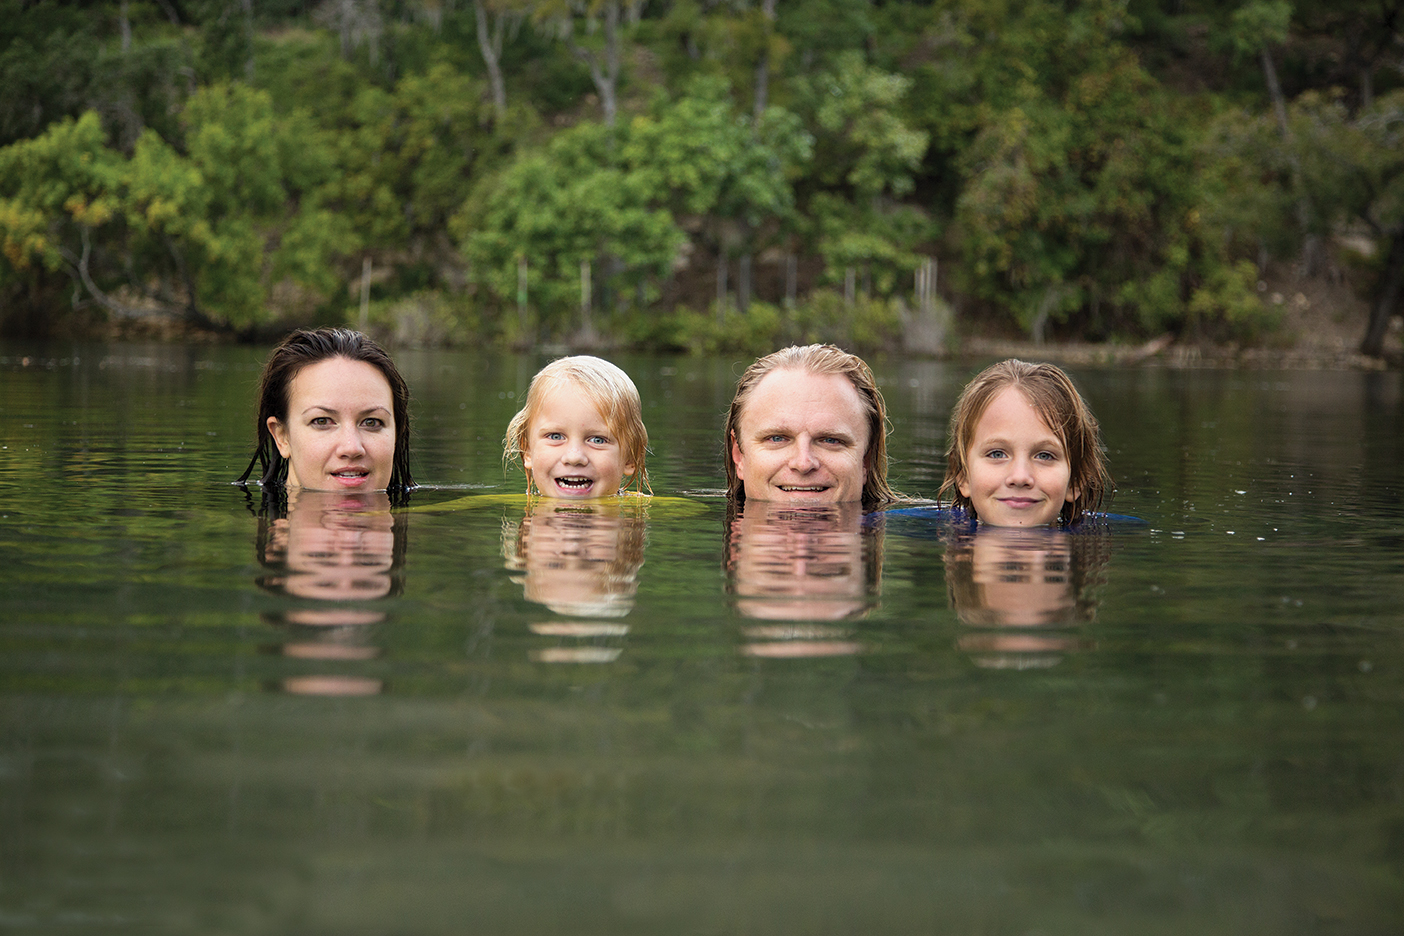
[553,476,594,493]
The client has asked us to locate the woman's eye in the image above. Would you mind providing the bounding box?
[310,417,332,427]
[1035,451,1057,462]
[985,448,1007,459]
[363,418,385,429]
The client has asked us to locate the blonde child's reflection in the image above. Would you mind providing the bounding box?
[502,502,646,663]
[256,489,405,695]
[944,527,1106,669]
[724,501,878,657]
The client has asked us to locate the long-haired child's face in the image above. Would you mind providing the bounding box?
[958,386,1077,527]
[522,382,635,498]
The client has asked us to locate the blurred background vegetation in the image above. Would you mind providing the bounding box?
[0,0,1400,355]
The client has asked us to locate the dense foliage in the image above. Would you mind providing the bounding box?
[0,0,1400,353]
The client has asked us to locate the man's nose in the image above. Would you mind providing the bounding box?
[789,437,819,471]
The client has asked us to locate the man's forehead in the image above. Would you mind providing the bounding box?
[746,368,864,409]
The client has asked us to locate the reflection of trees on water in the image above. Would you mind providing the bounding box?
[944,527,1108,669]
[253,489,407,695]
[502,501,646,663]
[724,501,881,658]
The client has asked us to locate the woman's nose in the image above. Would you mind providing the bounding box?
[336,425,367,456]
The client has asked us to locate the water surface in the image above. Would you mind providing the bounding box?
[1,343,1401,934]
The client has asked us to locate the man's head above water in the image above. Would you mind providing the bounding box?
[725,344,902,509]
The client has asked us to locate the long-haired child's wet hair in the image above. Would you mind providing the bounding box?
[503,355,650,495]
[238,327,413,504]
[938,359,1110,525]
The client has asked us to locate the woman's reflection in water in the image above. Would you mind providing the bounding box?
[254,488,407,694]
[943,526,1107,669]
[502,502,646,663]
[724,500,879,657]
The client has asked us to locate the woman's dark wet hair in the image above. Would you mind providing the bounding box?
[237,328,413,503]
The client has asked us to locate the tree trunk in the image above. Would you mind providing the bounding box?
[569,0,621,128]
[1262,44,1318,275]
[716,253,728,325]
[753,0,778,119]
[738,253,751,314]
[1361,231,1404,357]
[475,0,507,118]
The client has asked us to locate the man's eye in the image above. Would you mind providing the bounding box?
[765,434,788,443]
[819,437,846,446]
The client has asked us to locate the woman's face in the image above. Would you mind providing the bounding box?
[268,356,396,493]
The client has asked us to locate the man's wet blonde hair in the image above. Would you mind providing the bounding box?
[504,355,650,495]
[938,359,1110,525]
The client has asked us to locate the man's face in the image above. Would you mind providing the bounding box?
[731,368,871,504]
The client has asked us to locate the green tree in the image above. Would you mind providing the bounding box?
[459,118,683,338]
[793,51,930,298]
[623,77,811,312]
[949,0,1258,340]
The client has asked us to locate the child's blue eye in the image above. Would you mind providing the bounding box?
[588,435,610,445]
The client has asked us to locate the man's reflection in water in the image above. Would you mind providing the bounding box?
[254,489,406,694]
[502,502,646,663]
[725,500,879,657]
[943,526,1107,669]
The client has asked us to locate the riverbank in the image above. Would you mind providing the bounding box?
[76,266,1399,370]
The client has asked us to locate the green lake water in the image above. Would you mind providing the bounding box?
[1,342,1401,934]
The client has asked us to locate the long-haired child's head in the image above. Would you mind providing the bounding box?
[939,359,1110,526]
[504,356,650,497]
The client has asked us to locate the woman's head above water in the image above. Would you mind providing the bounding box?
[239,328,413,498]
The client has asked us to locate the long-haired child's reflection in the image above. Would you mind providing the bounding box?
[724,501,880,657]
[943,526,1107,669]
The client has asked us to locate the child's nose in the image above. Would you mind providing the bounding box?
[1007,455,1034,484]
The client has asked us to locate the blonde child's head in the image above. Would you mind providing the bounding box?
[504,356,649,497]
[939,359,1110,526]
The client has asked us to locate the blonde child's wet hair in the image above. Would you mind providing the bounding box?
[504,355,650,496]
[938,359,1111,525]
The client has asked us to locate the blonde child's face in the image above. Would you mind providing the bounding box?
[958,386,1076,527]
[522,383,635,498]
